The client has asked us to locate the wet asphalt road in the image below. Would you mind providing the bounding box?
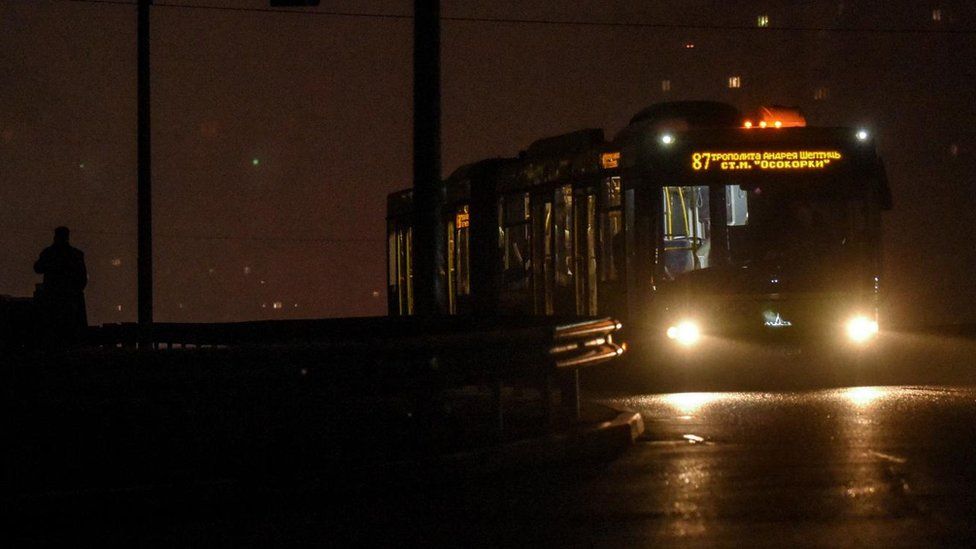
[587,386,976,546]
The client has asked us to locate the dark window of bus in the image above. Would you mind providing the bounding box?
[455,205,471,297]
[397,226,413,314]
[446,216,456,314]
[600,177,623,281]
[387,222,397,298]
[726,183,864,269]
[578,191,598,314]
[660,185,711,280]
[500,193,531,290]
[554,185,574,288]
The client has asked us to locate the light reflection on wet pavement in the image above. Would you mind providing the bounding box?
[573,386,976,546]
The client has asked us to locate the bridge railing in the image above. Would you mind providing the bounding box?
[90,316,625,433]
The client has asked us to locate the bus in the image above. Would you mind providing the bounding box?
[387,101,891,349]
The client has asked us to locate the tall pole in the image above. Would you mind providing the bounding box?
[137,0,153,346]
[413,0,446,316]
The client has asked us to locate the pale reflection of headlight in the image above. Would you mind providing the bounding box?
[666,321,701,346]
[846,315,879,343]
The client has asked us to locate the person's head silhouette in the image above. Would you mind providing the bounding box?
[54,226,70,245]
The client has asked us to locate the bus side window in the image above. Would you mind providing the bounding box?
[500,193,531,291]
[455,205,470,297]
[600,177,623,282]
[726,185,749,226]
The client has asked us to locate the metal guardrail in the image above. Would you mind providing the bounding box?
[90,316,625,431]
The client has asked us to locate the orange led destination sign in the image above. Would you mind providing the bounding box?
[601,151,620,169]
[691,150,842,172]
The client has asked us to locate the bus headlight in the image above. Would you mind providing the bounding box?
[667,320,701,346]
[845,315,879,343]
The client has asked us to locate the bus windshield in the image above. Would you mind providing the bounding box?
[727,184,864,267]
[658,180,869,282]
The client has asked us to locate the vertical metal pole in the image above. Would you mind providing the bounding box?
[137,0,153,347]
[412,0,446,316]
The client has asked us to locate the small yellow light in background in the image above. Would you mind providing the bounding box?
[774,120,783,128]
[744,121,753,128]
[759,121,768,128]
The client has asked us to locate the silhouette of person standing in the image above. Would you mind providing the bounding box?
[34,226,88,345]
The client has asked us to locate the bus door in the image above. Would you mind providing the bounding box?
[574,185,599,315]
[531,193,552,314]
[386,220,413,315]
[499,192,533,314]
[597,176,625,316]
[529,184,578,316]
[447,204,471,314]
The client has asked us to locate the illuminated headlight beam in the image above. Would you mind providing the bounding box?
[667,320,701,346]
[846,315,879,343]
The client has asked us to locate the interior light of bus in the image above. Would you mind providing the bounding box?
[856,129,869,141]
[660,134,674,145]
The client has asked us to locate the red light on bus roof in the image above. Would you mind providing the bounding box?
[753,106,806,128]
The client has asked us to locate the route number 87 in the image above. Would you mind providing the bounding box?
[692,153,711,171]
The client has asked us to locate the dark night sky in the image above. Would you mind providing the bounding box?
[1,1,974,326]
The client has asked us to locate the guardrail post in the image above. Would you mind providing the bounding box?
[541,373,555,428]
[563,369,581,421]
[491,379,504,439]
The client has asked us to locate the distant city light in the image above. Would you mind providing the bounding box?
[856,129,869,141]
[115,304,123,312]
[110,258,122,267]
[273,301,283,309]
[251,158,260,166]
[757,14,769,27]
[661,79,671,92]
[932,9,942,22]
[728,75,741,89]
[79,162,85,169]
[684,42,695,49]
[243,265,251,275]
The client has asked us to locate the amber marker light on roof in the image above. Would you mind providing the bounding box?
[759,121,768,128]
[774,120,783,128]
[743,121,753,128]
